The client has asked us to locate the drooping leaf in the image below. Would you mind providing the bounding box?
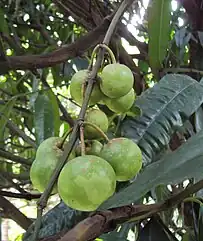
[121,74,203,165]
[99,128,203,209]
[34,89,60,145]
[148,0,171,72]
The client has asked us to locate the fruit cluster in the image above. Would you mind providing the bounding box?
[70,63,135,113]
[30,51,142,212]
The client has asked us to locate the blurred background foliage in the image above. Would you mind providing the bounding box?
[1,0,203,241]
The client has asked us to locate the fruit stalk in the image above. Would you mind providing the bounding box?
[83,121,109,142]
[90,44,117,67]
[31,0,135,240]
[79,125,86,156]
[59,128,73,149]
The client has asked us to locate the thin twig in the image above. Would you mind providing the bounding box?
[0,196,33,230]
[0,190,41,200]
[80,125,86,156]
[0,149,32,166]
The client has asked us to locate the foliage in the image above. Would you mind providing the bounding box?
[1,0,203,241]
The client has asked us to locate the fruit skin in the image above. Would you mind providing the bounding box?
[86,140,103,156]
[57,155,116,211]
[84,109,108,139]
[75,140,103,156]
[99,138,142,181]
[104,88,135,113]
[100,64,134,98]
[30,137,75,193]
[70,70,104,106]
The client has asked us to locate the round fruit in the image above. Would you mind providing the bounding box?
[75,140,103,156]
[86,140,103,156]
[100,138,142,181]
[84,109,108,139]
[100,64,134,98]
[70,70,104,106]
[104,88,135,113]
[57,155,116,211]
[30,137,75,193]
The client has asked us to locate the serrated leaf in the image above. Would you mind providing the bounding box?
[0,8,9,33]
[34,90,60,145]
[99,128,203,209]
[121,74,203,165]
[148,0,171,71]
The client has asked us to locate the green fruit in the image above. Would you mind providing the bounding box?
[104,88,135,113]
[100,138,142,181]
[70,70,104,106]
[75,140,103,156]
[57,155,116,211]
[84,109,108,139]
[30,137,75,193]
[86,140,103,156]
[100,64,134,98]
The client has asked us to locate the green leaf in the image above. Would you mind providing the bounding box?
[0,98,16,146]
[148,0,171,72]
[121,74,203,165]
[99,128,203,210]
[0,8,9,33]
[51,65,63,87]
[34,89,60,145]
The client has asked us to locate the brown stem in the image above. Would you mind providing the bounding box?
[80,125,86,156]
[0,190,41,200]
[0,196,33,230]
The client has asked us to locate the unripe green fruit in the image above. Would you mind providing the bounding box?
[100,138,142,181]
[75,140,103,156]
[86,140,103,155]
[104,88,135,113]
[70,70,104,106]
[57,155,116,211]
[30,137,75,193]
[100,64,134,98]
[84,109,108,139]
